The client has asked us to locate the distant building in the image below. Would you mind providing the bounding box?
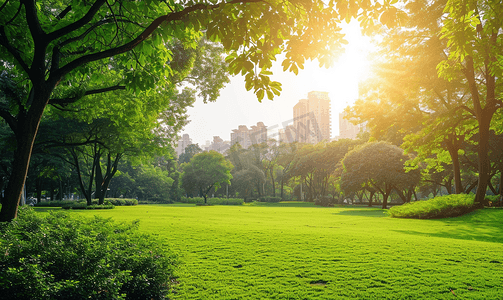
[231,122,268,148]
[175,134,192,157]
[208,136,230,154]
[292,91,331,144]
[339,112,367,140]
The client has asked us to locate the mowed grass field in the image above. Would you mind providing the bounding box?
[37,204,503,299]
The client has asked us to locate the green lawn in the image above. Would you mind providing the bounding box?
[37,205,503,299]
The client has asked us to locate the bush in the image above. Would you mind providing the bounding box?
[180,196,204,204]
[180,197,244,205]
[35,200,88,207]
[388,194,478,219]
[0,207,178,300]
[258,196,282,203]
[105,198,138,206]
[62,204,115,210]
[314,196,336,207]
[486,195,503,207]
[138,199,174,205]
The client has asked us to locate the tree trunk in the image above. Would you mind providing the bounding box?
[446,137,463,194]
[97,153,121,204]
[500,168,503,198]
[94,152,103,201]
[0,88,50,222]
[36,177,42,203]
[368,190,375,207]
[270,168,276,197]
[280,177,284,200]
[474,116,492,205]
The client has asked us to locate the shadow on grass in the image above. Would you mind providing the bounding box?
[393,208,503,243]
[336,208,388,218]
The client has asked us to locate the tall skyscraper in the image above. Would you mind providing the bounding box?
[175,133,192,157]
[292,91,331,144]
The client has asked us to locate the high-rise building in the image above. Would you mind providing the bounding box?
[208,136,230,154]
[231,122,268,148]
[292,91,331,144]
[175,133,192,157]
[338,112,366,140]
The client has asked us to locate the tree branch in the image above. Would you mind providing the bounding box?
[56,5,72,20]
[49,85,126,105]
[0,105,17,132]
[0,26,30,75]
[52,0,263,82]
[4,1,22,26]
[59,18,143,48]
[47,0,107,42]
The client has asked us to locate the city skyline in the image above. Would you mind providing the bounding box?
[179,20,372,146]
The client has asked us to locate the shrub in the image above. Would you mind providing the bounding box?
[207,198,244,205]
[105,198,138,206]
[486,195,503,207]
[0,207,178,300]
[180,196,204,204]
[62,204,115,210]
[314,196,336,207]
[388,194,478,219]
[258,196,282,203]
[35,200,88,207]
[138,199,174,205]
[180,197,244,205]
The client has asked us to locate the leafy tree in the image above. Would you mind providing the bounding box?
[345,0,475,195]
[341,141,417,209]
[437,0,503,204]
[226,142,265,200]
[0,0,400,221]
[290,139,361,201]
[178,144,202,164]
[181,151,233,203]
[134,164,173,201]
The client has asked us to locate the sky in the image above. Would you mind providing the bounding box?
[181,21,373,147]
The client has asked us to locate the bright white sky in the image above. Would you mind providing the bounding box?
[182,20,373,146]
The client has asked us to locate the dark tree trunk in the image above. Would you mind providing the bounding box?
[36,177,42,203]
[381,183,393,209]
[0,87,51,222]
[500,168,503,197]
[445,136,463,194]
[368,190,375,207]
[94,151,103,201]
[474,116,492,205]
[270,168,276,197]
[96,153,121,205]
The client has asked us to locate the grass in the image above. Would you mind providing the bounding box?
[35,204,503,299]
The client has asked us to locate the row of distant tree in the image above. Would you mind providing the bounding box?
[177,126,501,209]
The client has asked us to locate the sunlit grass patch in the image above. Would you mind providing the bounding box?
[39,204,503,299]
[388,194,477,219]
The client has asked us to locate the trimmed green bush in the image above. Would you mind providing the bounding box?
[105,198,138,206]
[388,194,478,219]
[0,207,178,300]
[35,200,87,207]
[258,196,282,203]
[180,197,244,205]
[62,204,115,210]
